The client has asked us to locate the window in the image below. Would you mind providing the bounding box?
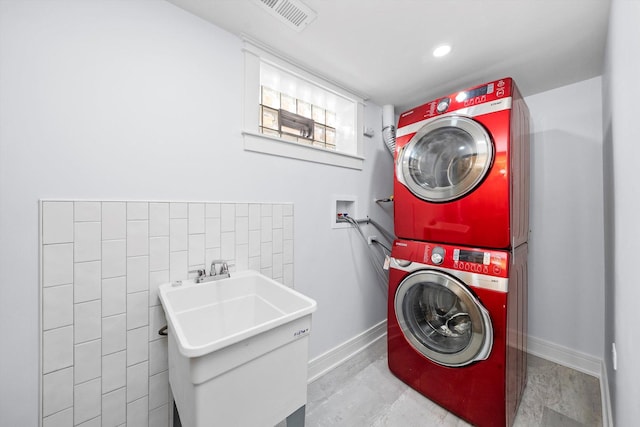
[260,85,337,150]
[242,40,365,169]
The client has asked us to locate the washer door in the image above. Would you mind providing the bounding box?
[397,116,493,202]
[395,270,493,367]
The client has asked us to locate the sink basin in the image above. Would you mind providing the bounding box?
[158,270,317,427]
[159,270,317,358]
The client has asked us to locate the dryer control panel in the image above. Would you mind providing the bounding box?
[391,239,509,278]
[397,77,513,128]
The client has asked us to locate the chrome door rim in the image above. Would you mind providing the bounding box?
[397,116,493,202]
[394,270,493,367]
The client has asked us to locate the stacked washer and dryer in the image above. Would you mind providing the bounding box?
[387,78,531,427]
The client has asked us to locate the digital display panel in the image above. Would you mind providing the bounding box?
[465,86,489,99]
[458,249,486,264]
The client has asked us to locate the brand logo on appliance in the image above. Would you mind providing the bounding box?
[294,328,309,337]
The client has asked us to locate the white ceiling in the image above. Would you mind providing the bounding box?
[166,0,611,112]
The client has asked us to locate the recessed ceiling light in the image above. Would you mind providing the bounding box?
[433,44,452,58]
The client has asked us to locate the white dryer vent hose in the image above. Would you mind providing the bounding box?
[382,104,396,158]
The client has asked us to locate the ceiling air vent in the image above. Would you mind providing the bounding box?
[253,0,317,32]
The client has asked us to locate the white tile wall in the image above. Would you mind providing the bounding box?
[42,284,73,330]
[101,351,126,393]
[42,202,73,244]
[102,314,126,356]
[102,276,126,317]
[74,222,101,263]
[43,243,74,287]
[74,339,101,384]
[74,300,101,344]
[40,200,294,426]
[42,367,73,417]
[149,404,170,427]
[42,407,73,427]
[74,378,101,425]
[74,261,101,304]
[127,396,149,426]
[102,388,126,426]
[102,202,126,240]
[43,326,73,374]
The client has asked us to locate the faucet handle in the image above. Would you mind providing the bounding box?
[188,268,206,278]
[210,259,230,276]
[220,262,229,275]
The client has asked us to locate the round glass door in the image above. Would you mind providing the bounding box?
[397,116,493,202]
[394,270,493,367]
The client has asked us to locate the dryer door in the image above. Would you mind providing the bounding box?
[397,116,493,202]
[394,270,493,367]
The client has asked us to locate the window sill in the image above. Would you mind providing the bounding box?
[242,130,364,170]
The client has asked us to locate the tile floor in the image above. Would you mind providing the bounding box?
[291,337,602,427]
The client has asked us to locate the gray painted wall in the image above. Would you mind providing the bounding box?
[602,0,640,424]
[526,77,605,359]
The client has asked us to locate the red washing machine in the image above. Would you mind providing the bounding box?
[394,77,530,249]
[387,239,528,427]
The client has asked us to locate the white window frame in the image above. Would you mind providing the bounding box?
[242,39,365,170]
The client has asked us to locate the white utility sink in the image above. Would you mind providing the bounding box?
[158,270,317,427]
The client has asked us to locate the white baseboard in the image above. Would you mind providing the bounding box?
[307,320,387,383]
[527,335,602,377]
[308,329,603,379]
[600,360,614,427]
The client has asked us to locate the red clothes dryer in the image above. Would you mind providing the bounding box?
[394,77,530,249]
[388,239,528,427]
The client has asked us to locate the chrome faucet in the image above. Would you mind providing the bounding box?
[189,260,230,283]
[210,259,230,278]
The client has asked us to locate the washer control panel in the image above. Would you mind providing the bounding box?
[391,240,509,278]
[451,247,495,274]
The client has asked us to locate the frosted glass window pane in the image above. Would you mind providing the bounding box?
[297,100,311,118]
[312,106,325,124]
[314,124,326,143]
[261,86,280,109]
[326,128,336,145]
[261,106,279,130]
[326,111,336,128]
[281,94,296,113]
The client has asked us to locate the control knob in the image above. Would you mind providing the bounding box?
[436,98,450,113]
[431,246,445,265]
